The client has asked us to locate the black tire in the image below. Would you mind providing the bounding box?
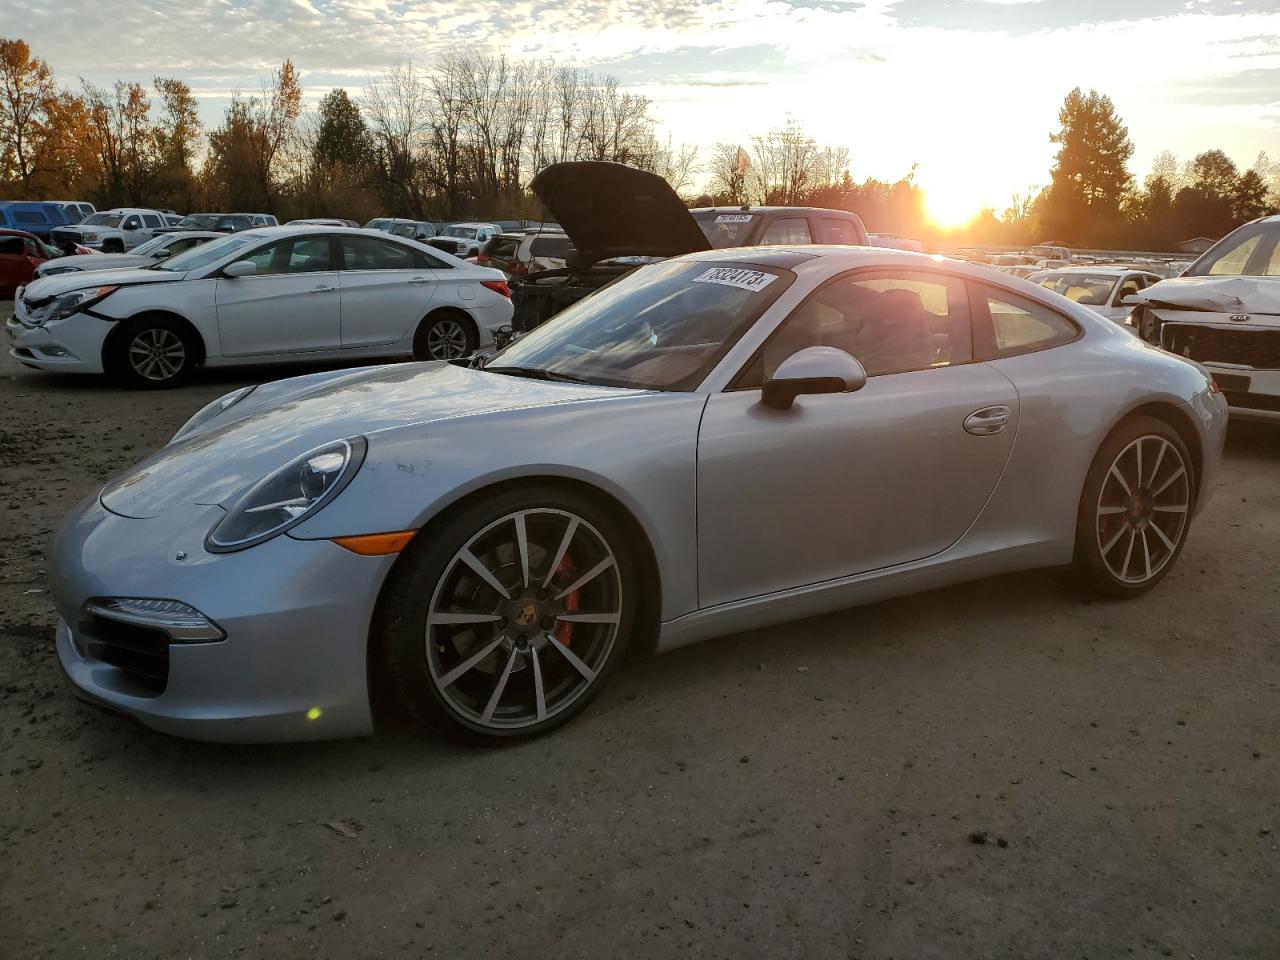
[105,316,198,389]
[412,312,476,361]
[375,484,638,742]
[102,238,124,253]
[1073,415,1195,598]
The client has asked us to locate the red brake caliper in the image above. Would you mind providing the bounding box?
[555,554,578,646]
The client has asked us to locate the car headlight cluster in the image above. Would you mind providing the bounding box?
[170,385,257,443]
[42,285,117,324]
[206,437,367,552]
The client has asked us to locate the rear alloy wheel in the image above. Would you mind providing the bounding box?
[378,487,636,740]
[414,315,475,361]
[107,319,196,389]
[1075,416,1193,596]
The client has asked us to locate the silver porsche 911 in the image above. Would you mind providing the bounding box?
[51,247,1228,743]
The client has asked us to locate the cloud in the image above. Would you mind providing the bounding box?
[888,0,1280,32]
[1177,67,1280,105]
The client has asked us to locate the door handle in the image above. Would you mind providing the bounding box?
[311,284,336,294]
[408,277,432,285]
[963,405,1011,436]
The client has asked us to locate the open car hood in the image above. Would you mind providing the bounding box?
[1137,275,1280,315]
[529,161,710,266]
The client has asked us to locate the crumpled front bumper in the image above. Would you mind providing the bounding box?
[7,295,108,373]
[51,495,397,743]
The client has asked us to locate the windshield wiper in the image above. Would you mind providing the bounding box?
[484,365,593,384]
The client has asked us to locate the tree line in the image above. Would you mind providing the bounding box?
[2,35,1276,249]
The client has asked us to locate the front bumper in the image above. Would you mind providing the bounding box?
[7,302,108,373]
[51,496,396,742]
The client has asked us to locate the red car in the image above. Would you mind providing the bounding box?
[0,228,93,298]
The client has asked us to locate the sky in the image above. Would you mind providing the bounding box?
[4,0,1278,223]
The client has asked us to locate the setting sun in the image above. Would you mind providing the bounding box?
[924,183,982,230]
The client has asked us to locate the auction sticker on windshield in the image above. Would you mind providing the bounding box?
[714,215,753,223]
[691,267,777,293]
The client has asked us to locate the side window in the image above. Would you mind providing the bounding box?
[341,236,417,270]
[817,218,860,245]
[1115,276,1143,303]
[415,248,450,269]
[736,271,969,387]
[977,286,1078,356]
[0,236,24,256]
[122,216,141,230]
[237,237,333,275]
[530,235,570,259]
[142,214,161,228]
[760,217,813,246]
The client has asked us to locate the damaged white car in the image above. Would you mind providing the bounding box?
[1136,215,1280,421]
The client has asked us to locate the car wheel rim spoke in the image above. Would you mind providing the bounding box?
[129,329,183,380]
[425,507,621,729]
[428,320,467,359]
[1095,434,1189,585]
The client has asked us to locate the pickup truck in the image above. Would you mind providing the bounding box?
[49,207,170,252]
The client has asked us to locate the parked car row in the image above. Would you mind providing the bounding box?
[8,225,514,387]
[0,229,94,297]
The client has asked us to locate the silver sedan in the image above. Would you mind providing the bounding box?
[51,247,1229,742]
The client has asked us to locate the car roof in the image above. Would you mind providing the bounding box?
[1029,266,1144,276]
[688,206,862,217]
[0,228,38,239]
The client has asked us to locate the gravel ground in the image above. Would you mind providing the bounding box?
[2,312,1278,959]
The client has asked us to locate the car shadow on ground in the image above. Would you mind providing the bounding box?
[1224,419,1280,462]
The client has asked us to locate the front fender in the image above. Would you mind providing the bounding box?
[288,393,708,621]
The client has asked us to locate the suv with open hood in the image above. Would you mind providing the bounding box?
[1134,215,1280,422]
[508,161,869,339]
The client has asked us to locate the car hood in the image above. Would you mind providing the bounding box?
[100,362,640,519]
[1137,275,1280,315]
[22,265,184,299]
[38,253,148,275]
[529,161,710,266]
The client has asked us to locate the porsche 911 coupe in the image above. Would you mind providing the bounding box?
[51,246,1228,742]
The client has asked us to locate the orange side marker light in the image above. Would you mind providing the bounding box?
[332,530,417,556]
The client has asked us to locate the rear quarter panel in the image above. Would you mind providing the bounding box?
[970,325,1214,560]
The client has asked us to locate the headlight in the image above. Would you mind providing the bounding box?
[82,232,98,240]
[43,285,117,324]
[206,437,366,552]
[170,385,257,443]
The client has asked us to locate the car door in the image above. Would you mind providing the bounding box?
[0,235,32,294]
[214,235,342,356]
[337,235,438,349]
[1107,273,1145,321]
[696,268,1019,607]
[119,214,146,249]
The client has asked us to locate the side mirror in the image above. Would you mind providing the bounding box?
[223,260,258,278]
[152,248,169,258]
[1120,294,1141,307]
[762,346,867,410]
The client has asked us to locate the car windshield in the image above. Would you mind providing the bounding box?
[366,219,391,229]
[131,235,170,256]
[153,233,255,272]
[390,223,416,237]
[443,226,478,239]
[178,215,222,229]
[82,213,121,227]
[691,211,761,249]
[1030,272,1118,306]
[489,260,794,391]
[1187,221,1280,277]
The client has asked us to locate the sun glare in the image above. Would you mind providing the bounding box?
[925,184,981,231]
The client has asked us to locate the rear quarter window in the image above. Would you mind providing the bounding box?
[530,235,570,258]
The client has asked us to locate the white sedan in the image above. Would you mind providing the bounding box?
[8,226,513,388]
[1026,267,1164,324]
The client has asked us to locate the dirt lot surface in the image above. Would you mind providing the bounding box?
[2,311,1278,959]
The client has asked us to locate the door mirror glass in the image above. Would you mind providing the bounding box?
[223,260,258,278]
[1119,293,1141,306]
[153,248,170,257]
[762,346,867,410]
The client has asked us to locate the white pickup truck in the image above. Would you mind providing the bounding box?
[49,208,170,253]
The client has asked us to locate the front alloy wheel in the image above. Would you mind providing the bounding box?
[377,486,636,740]
[107,318,196,389]
[128,327,187,383]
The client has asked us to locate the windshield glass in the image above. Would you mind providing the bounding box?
[491,260,794,390]
[692,212,761,249]
[154,234,255,272]
[390,223,416,237]
[179,214,221,229]
[366,219,391,230]
[443,226,478,239]
[131,235,170,256]
[1029,272,1118,306]
[82,213,121,228]
[1187,222,1280,277]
